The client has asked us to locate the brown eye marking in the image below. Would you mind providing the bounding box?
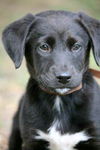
[46,36,55,48]
[67,37,77,49]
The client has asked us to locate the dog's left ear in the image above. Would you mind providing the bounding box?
[77,12,100,66]
[2,14,34,68]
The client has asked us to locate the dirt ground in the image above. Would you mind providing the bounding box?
[0,80,24,150]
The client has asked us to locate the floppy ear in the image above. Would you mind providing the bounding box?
[2,14,34,68]
[78,12,100,66]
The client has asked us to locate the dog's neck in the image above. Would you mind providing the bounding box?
[26,71,94,133]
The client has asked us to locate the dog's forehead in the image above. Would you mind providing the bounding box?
[35,16,78,32]
[31,13,88,41]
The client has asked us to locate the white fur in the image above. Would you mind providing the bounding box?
[48,119,62,132]
[35,124,91,150]
[34,95,91,150]
[54,96,62,113]
[55,88,70,94]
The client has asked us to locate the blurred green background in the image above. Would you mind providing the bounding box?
[0,0,100,144]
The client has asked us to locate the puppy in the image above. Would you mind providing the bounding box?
[2,10,100,150]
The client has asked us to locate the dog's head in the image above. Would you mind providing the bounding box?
[2,11,100,95]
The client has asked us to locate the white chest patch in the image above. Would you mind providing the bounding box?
[35,97,91,150]
[35,126,91,150]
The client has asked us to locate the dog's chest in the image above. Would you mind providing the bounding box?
[35,96,90,150]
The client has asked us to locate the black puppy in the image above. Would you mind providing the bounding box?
[2,10,100,150]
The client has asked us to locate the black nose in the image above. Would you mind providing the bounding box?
[56,73,71,84]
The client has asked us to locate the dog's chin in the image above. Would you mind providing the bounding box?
[55,88,70,95]
[39,84,82,95]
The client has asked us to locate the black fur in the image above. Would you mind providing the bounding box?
[2,10,100,150]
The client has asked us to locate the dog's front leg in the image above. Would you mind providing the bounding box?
[22,145,48,150]
[22,140,49,150]
[8,110,22,150]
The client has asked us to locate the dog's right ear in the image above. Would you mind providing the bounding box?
[2,14,34,68]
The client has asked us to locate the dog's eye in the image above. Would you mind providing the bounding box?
[39,43,51,52]
[71,43,82,51]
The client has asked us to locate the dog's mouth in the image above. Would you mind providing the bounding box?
[39,84,82,95]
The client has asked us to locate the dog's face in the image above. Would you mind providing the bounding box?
[26,15,90,94]
[2,11,100,95]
